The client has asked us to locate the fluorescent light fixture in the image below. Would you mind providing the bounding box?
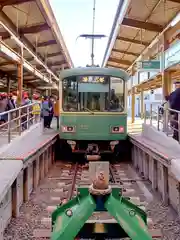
[171,13,180,27]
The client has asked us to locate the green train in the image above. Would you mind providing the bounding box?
[58,67,129,162]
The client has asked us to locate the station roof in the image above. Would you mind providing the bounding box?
[60,67,129,81]
[102,0,180,72]
[0,0,73,91]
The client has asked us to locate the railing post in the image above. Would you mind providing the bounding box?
[178,112,180,144]
[157,105,160,131]
[150,104,152,125]
[7,111,11,143]
[144,104,146,124]
[27,106,29,129]
[163,109,168,134]
[18,108,22,136]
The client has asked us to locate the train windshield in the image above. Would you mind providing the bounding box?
[62,76,125,112]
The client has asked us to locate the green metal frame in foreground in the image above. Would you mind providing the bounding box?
[51,187,153,240]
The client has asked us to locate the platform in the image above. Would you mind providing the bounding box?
[0,160,23,203]
[127,117,158,134]
[0,121,58,161]
[0,122,41,152]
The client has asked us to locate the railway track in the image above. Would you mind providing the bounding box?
[86,163,161,239]
[3,162,89,239]
[3,161,167,239]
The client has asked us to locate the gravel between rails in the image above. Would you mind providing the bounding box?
[3,162,180,240]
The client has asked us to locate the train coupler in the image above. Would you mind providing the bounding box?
[85,143,101,162]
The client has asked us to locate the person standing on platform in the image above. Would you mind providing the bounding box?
[8,93,16,109]
[168,81,180,141]
[32,94,41,123]
[54,97,60,129]
[41,96,51,128]
[21,92,31,130]
[48,96,54,128]
[0,93,9,124]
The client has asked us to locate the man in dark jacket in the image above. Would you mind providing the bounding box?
[41,96,51,128]
[168,82,180,141]
[48,96,54,128]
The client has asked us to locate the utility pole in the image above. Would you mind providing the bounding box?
[91,0,96,66]
[76,0,106,66]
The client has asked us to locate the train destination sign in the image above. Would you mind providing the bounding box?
[79,76,107,83]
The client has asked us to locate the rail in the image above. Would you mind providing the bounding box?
[144,103,180,143]
[0,102,41,144]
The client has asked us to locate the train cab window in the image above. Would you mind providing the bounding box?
[62,75,125,113]
[62,77,78,111]
[78,76,109,112]
[109,77,124,112]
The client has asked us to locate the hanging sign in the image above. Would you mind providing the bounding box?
[137,60,160,72]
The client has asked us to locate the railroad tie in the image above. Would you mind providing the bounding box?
[57,182,66,188]
[50,196,62,204]
[149,229,162,239]
[122,188,135,196]
[53,188,64,195]
[33,229,51,238]
[41,217,52,228]
[46,205,57,213]
[63,183,72,191]
[122,182,132,188]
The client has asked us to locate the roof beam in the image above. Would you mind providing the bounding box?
[112,48,139,57]
[0,11,44,61]
[1,23,50,40]
[0,0,34,7]
[37,60,66,69]
[167,0,180,3]
[0,60,16,66]
[20,23,49,34]
[45,52,62,58]
[122,18,163,32]
[117,36,149,46]
[25,52,62,62]
[108,57,132,66]
[107,63,127,70]
[37,40,57,47]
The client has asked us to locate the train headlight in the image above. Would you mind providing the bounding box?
[111,126,124,133]
[61,126,76,133]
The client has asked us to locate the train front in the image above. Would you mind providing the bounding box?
[59,69,129,163]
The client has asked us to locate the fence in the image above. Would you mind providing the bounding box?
[0,103,41,144]
[144,103,180,143]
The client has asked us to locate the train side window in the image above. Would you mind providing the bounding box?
[62,77,78,111]
[109,77,124,112]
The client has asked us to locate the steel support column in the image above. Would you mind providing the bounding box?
[17,63,23,105]
[6,76,11,94]
[131,87,135,123]
[161,34,170,99]
[140,91,144,119]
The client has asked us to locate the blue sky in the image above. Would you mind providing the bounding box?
[50,0,119,67]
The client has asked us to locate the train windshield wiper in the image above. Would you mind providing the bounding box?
[84,107,94,114]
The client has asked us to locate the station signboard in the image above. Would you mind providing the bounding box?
[137,60,160,72]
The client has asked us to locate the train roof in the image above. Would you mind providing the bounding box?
[60,67,129,81]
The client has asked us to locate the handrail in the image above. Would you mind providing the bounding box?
[0,103,41,144]
[0,102,37,116]
[144,103,180,143]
